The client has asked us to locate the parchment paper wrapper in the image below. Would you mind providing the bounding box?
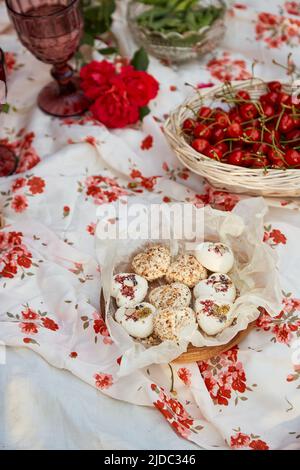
[95,197,282,376]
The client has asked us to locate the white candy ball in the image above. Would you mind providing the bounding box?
[195,242,234,273]
[115,302,156,339]
[111,273,148,308]
[195,298,235,336]
[193,273,236,303]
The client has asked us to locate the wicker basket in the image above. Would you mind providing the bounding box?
[164,79,300,197]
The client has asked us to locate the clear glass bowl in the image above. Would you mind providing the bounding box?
[127,0,227,63]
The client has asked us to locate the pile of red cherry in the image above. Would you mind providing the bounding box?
[182,81,300,169]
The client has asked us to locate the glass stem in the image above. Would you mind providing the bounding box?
[51,64,75,95]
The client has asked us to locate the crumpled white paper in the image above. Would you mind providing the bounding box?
[95,197,282,376]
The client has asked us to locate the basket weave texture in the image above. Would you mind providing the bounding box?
[164,79,300,197]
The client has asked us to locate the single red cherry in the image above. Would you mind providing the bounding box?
[227,122,243,138]
[182,118,195,132]
[252,156,269,168]
[229,108,243,124]
[191,138,210,153]
[279,113,295,133]
[194,123,213,140]
[227,149,253,167]
[267,81,282,93]
[198,106,213,119]
[211,126,226,142]
[207,146,223,160]
[285,129,300,145]
[240,103,258,120]
[268,148,285,164]
[278,93,292,108]
[236,90,251,101]
[261,102,275,118]
[243,127,260,142]
[263,129,280,145]
[285,149,300,167]
[214,111,229,128]
[214,141,228,154]
[231,141,244,150]
[253,143,269,155]
[264,91,279,106]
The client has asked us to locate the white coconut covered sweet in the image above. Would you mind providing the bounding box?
[111,273,148,308]
[195,242,234,274]
[193,273,236,303]
[149,282,191,310]
[115,302,156,339]
[165,254,207,288]
[132,244,171,281]
[153,307,197,342]
[195,298,235,336]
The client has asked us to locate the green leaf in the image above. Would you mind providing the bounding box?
[81,32,95,46]
[1,103,10,113]
[98,46,118,55]
[139,106,151,121]
[131,47,149,71]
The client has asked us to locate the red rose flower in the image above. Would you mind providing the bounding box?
[120,65,159,107]
[80,60,116,100]
[90,77,139,129]
[42,317,59,331]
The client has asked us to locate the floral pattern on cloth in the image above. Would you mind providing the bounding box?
[198,346,251,406]
[0,0,300,451]
[0,131,40,174]
[255,12,300,48]
[0,230,34,279]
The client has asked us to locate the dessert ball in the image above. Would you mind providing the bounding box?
[132,244,171,281]
[195,242,234,273]
[154,307,197,342]
[111,273,148,308]
[149,282,191,310]
[195,298,235,336]
[115,302,156,339]
[165,253,207,288]
[193,273,236,303]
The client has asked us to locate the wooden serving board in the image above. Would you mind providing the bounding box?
[100,291,257,364]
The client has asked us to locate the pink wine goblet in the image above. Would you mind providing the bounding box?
[5,0,89,117]
[0,48,18,176]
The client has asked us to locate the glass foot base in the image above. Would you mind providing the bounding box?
[38,77,90,118]
[0,145,18,176]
